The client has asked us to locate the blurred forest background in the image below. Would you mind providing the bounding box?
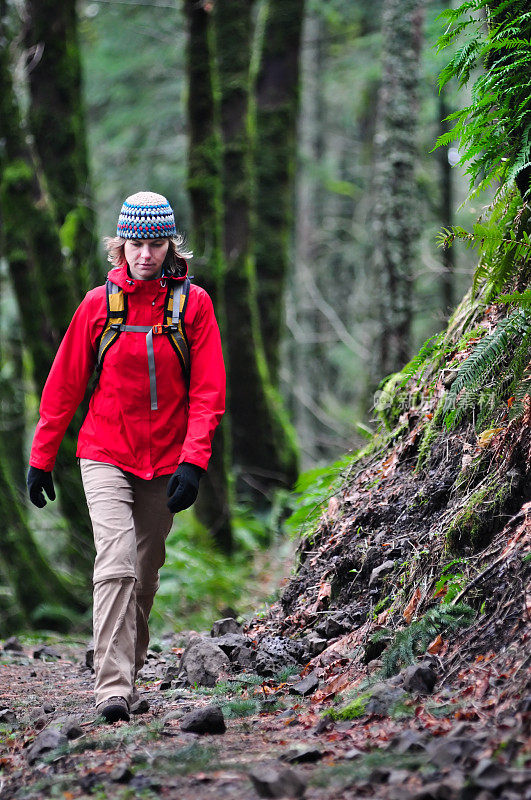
[0,0,485,636]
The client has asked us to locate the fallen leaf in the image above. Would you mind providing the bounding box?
[317,581,332,603]
[377,609,390,625]
[379,451,399,479]
[404,587,422,623]
[474,676,490,699]
[455,708,480,721]
[327,497,340,519]
[322,671,351,695]
[308,580,332,615]
[432,584,448,600]
[477,427,504,448]
[427,634,443,654]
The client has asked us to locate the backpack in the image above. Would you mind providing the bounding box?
[95,277,191,410]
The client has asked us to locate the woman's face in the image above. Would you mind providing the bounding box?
[124,238,169,281]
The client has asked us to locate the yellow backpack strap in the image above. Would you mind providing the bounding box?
[96,281,127,373]
[164,277,191,385]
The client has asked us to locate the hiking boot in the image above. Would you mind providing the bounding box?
[96,696,130,723]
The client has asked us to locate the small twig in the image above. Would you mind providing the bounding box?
[512,651,531,679]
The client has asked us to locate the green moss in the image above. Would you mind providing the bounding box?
[454,325,487,352]
[374,372,407,430]
[446,473,515,551]
[325,692,371,721]
[373,595,392,615]
[389,698,416,719]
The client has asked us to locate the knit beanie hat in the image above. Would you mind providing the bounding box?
[117,191,177,239]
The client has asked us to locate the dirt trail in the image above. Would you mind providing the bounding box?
[0,630,529,800]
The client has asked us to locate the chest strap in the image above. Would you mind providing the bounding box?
[96,280,189,411]
[110,323,162,410]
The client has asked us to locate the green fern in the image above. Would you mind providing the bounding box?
[496,288,531,307]
[285,453,353,538]
[397,332,445,389]
[435,0,531,199]
[443,309,531,429]
[437,193,531,296]
[380,604,475,678]
[507,364,531,420]
[477,331,531,427]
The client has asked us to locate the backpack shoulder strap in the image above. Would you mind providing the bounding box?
[164,277,191,385]
[96,281,127,372]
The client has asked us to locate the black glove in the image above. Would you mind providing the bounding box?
[166,462,203,513]
[27,466,56,508]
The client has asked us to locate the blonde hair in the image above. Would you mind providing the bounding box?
[103,235,193,277]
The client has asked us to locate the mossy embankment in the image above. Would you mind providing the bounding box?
[251,193,531,726]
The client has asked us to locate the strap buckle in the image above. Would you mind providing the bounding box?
[152,323,168,335]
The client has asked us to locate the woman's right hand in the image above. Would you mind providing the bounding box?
[27,467,56,508]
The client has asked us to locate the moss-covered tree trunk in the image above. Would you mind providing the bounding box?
[184,0,233,552]
[0,322,26,492]
[24,0,101,294]
[253,0,305,385]
[0,454,87,634]
[0,9,93,578]
[290,10,325,467]
[214,0,299,500]
[371,0,425,377]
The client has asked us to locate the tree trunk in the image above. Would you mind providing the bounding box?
[254,0,305,385]
[371,0,425,378]
[214,0,299,500]
[0,454,87,633]
[24,0,101,294]
[184,0,233,553]
[0,322,26,492]
[290,11,324,468]
[0,9,93,578]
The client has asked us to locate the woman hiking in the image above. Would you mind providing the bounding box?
[26,191,226,723]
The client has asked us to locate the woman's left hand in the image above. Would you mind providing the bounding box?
[166,462,203,513]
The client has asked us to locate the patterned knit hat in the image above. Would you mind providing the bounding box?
[117,191,177,239]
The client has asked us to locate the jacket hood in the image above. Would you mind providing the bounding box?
[107,259,189,292]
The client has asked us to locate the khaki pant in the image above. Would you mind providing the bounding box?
[80,459,173,708]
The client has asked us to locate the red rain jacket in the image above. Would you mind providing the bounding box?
[29,264,226,479]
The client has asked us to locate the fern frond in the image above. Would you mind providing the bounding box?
[444,310,531,429]
[380,605,475,678]
[397,333,444,389]
[436,0,531,197]
[496,288,531,307]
